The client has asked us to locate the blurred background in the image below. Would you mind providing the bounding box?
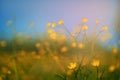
[0,1,120,80]
[0,0,120,48]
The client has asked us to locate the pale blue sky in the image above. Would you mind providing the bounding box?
[0,0,118,42]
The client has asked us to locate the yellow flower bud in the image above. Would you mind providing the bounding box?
[82,18,88,23]
[91,60,100,67]
[102,25,108,30]
[46,22,51,27]
[68,62,77,70]
[58,20,64,25]
[82,26,88,30]
[51,22,56,28]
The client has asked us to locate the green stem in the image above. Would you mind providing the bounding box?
[63,24,76,41]
[91,30,103,54]
[96,67,99,80]
[13,59,20,80]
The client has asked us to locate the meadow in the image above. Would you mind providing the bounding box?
[0,18,120,80]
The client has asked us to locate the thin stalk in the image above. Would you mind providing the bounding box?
[75,24,83,41]
[62,24,76,41]
[13,59,20,80]
[96,66,99,80]
[91,30,103,54]
[83,31,89,44]
[74,69,78,80]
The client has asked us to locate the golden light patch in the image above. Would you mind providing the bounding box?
[102,25,108,30]
[109,65,115,72]
[71,42,77,48]
[82,18,88,23]
[78,43,85,49]
[51,22,56,28]
[0,41,7,47]
[61,46,68,52]
[95,20,100,25]
[46,22,51,27]
[112,47,118,55]
[82,26,88,31]
[68,62,77,70]
[58,20,64,25]
[91,59,100,67]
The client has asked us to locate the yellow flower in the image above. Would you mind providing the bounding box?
[57,35,66,44]
[95,20,100,25]
[46,22,51,27]
[82,18,88,23]
[47,29,57,40]
[53,56,59,61]
[109,65,115,72]
[112,47,118,55]
[58,20,64,25]
[47,29,55,34]
[101,32,111,42]
[61,46,68,52]
[51,22,56,28]
[0,41,7,47]
[102,25,108,30]
[71,42,77,48]
[91,60,100,67]
[68,62,77,70]
[7,20,12,26]
[35,43,41,48]
[49,33,57,40]
[78,43,85,49]
[82,26,88,30]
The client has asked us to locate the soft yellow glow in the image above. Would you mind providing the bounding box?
[101,32,111,42]
[57,35,66,44]
[109,65,115,72]
[78,43,85,49]
[82,26,88,30]
[0,41,7,47]
[71,42,77,48]
[82,18,88,23]
[61,46,68,52]
[51,22,56,28]
[58,20,64,26]
[49,33,57,40]
[91,60,100,67]
[68,62,77,70]
[102,25,108,30]
[67,70,73,75]
[46,22,51,27]
[47,29,55,34]
[112,47,118,55]
[95,20,100,25]
[35,43,41,48]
